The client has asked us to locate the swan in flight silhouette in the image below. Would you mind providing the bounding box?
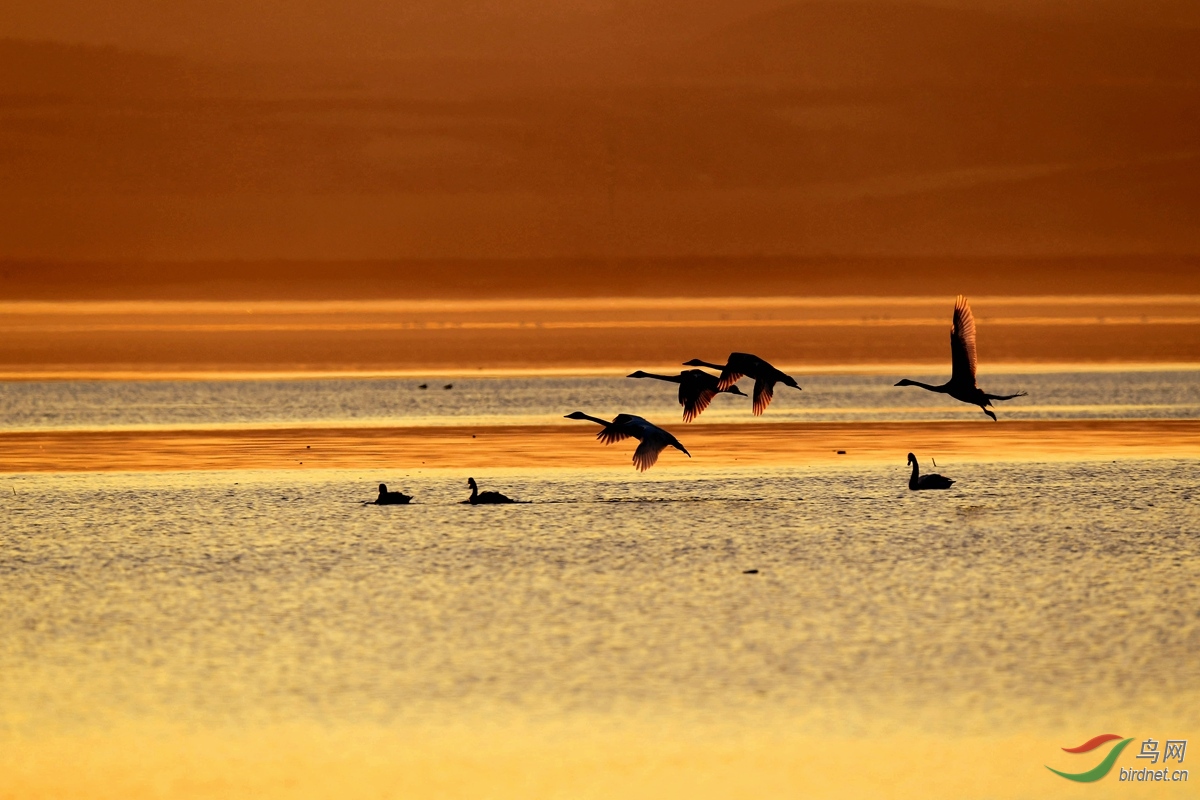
[564,412,691,471]
[465,477,515,504]
[374,483,412,504]
[894,296,1027,421]
[682,353,801,415]
[907,453,954,490]
[627,369,747,422]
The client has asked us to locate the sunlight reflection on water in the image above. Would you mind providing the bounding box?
[2,461,1197,737]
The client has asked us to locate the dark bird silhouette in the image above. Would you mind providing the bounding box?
[374,483,412,504]
[465,477,515,504]
[418,383,428,389]
[907,453,955,490]
[444,384,453,390]
[894,296,1027,420]
[682,353,801,415]
[627,369,747,422]
[564,411,691,471]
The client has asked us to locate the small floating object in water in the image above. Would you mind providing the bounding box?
[444,384,453,389]
[743,569,759,574]
[418,383,428,389]
[837,450,846,454]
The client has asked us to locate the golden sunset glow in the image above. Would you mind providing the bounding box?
[2,1,1198,798]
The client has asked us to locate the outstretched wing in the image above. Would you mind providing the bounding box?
[681,387,717,422]
[950,295,978,386]
[717,369,744,392]
[597,426,632,445]
[751,378,775,416]
[601,413,646,444]
[632,438,667,472]
[718,352,758,391]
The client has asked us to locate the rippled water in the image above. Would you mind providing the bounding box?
[3,369,1199,430]
[3,460,1197,738]
[3,367,1197,797]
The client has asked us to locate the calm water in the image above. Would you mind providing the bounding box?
[2,461,1197,738]
[3,369,1199,430]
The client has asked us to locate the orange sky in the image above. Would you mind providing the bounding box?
[2,0,1198,262]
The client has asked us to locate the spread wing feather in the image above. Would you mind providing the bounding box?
[682,388,717,422]
[599,413,642,444]
[752,379,776,416]
[597,427,631,445]
[950,295,978,386]
[717,370,745,391]
[718,352,760,391]
[632,439,665,472]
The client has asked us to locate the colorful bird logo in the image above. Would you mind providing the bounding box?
[1047,734,1134,782]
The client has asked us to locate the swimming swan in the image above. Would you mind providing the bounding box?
[465,477,515,504]
[375,483,412,504]
[907,453,955,490]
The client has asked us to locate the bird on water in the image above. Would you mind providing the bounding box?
[626,369,747,422]
[564,412,691,471]
[374,483,412,504]
[894,295,1026,420]
[907,453,955,490]
[682,353,801,415]
[465,477,515,504]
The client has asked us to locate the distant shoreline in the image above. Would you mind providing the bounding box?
[3,361,1199,383]
[0,292,1197,372]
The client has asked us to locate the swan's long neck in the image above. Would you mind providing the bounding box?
[469,480,478,500]
[909,459,920,489]
[575,413,612,427]
[904,380,946,393]
[693,360,726,371]
[634,372,680,383]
